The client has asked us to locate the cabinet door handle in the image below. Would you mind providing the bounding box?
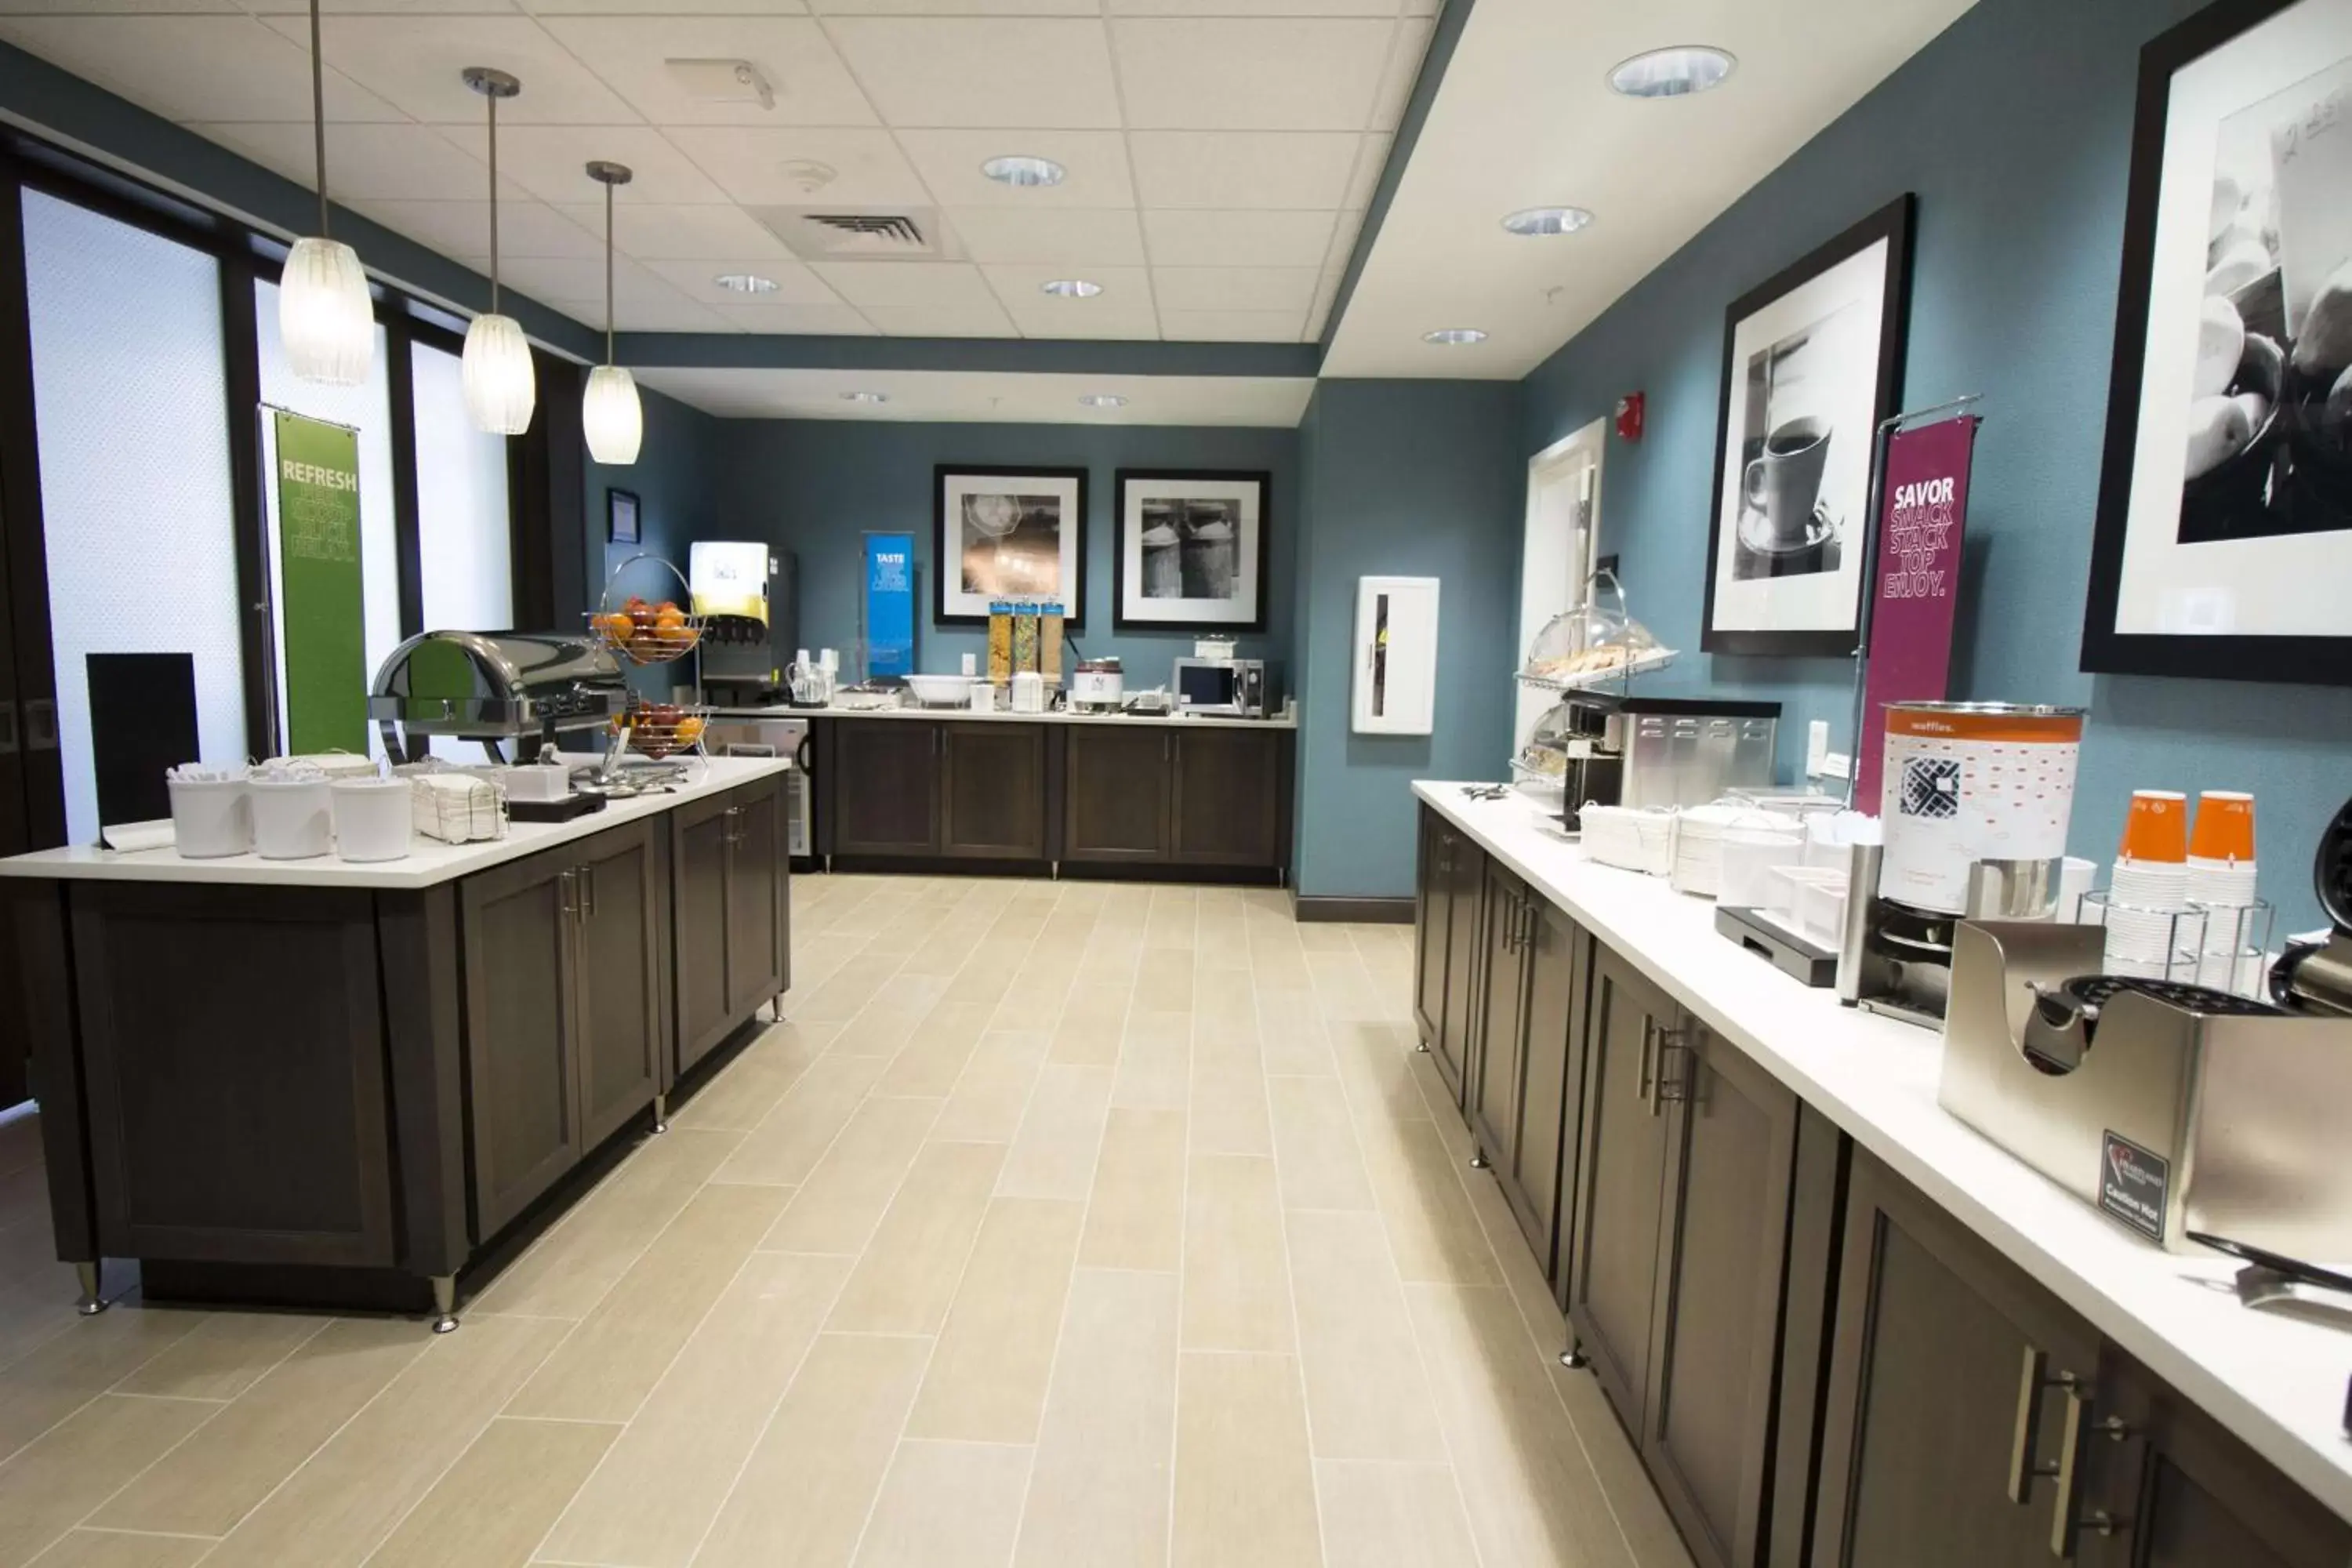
[579,863,597,919]
[2008,1348,2082,1504]
[22,698,56,753]
[558,868,578,919]
[2048,1377,2093,1559]
[1636,1018,1655,1106]
[1652,1026,1690,1113]
[1163,733,1171,761]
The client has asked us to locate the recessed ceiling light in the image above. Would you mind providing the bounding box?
[713,273,777,294]
[840,390,887,404]
[1079,394,1127,408]
[1501,206,1594,237]
[1423,328,1486,346]
[1609,45,1736,99]
[982,154,1066,188]
[1040,278,1102,299]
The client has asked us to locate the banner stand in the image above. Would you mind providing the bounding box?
[1846,393,1984,810]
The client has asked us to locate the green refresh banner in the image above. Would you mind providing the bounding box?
[272,408,366,753]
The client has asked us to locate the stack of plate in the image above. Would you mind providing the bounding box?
[1671,804,1788,899]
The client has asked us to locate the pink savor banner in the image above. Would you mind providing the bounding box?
[1855,416,1978,811]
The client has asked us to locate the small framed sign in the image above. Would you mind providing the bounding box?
[608,487,641,546]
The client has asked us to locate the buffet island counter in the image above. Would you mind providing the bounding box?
[0,756,793,1332]
[1411,780,2352,1566]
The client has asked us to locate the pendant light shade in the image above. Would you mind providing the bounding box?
[462,65,533,435]
[581,158,641,465]
[287,0,372,385]
[462,313,536,435]
[281,236,373,385]
[583,365,642,463]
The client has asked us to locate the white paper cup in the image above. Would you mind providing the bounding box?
[1719,830,1802,909]
[168,777,251,858]
[249,778,332,860]
[331,777,412,862]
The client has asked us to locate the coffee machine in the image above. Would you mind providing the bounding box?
[689,543,796,706]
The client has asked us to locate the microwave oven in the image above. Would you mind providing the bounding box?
[1172,658,1280,717]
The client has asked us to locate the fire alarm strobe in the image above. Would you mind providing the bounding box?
[1614,392,1646,444]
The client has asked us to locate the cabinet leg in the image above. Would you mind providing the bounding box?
[1415,1040,1430,1054]
[772,993,786,1022]
[652,1094,669,1134]
[429,1275,459,1334]
[1561,1341,1588,1370]
[1469,1149,1490,1171]
[1051,860,1061,880]
[73,1261,106,1316]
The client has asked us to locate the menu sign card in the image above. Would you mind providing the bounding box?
[272,408,365,754]
[1855,415,1977,809]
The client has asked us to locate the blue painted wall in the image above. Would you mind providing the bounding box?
[586,385,724,698]
[1519,0,2352,930]
[1293,379,1522,899]
[713,420,1298,683]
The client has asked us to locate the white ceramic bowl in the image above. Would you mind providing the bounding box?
[902,673,978,706]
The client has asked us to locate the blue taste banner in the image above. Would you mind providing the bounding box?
[865,532,915,678]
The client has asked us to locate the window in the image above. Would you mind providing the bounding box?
[22,189,241,844]
[412,337,510,635]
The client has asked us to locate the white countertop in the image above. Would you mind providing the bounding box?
[0,757,793,892]
[1414,780,2352,1524]
[710,702,1295,731]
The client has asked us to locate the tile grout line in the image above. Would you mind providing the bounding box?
[1162,889,1198,1568]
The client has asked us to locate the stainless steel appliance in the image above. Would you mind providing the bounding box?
[2270,791,2352,1015]
[689,543,797,705]
[369,630,626,763]
[1939,920,2352,1258]
[1172,657,1279,718]
[705,713,811,858]
[1617,696,1779,809]
[1071,657,1123,714]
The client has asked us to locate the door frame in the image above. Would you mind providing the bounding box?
[1515,416,1606,750]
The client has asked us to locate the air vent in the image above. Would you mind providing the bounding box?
[750,206,963,262]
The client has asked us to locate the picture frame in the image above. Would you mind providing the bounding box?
[1701,194,1915,657]
[2082,0,2352,685]
[934,465,1087,628]
[607,487,640,546]
[1112,469,1272,633]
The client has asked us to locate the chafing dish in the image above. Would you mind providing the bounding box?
[370,630,627,763]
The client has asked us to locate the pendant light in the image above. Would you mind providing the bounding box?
[459,66,535,435]
[581,160,642,465]
[281,0,372,384]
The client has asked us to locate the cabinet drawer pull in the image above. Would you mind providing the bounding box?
[558,868,578,918]
[579,864,597,918]
[1636,1018,1655,1106]
[1652,1027,1690,1112]
[2048,1378,2100,1559]
[2008,1347,2081,1504]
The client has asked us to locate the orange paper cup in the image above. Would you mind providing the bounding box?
[2119,789,2189,864]
[2190,790,2256,863]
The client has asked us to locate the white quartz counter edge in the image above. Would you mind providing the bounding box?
[0,757,793,891]
[1414,781,2352,1523]
[711,703,1297,731]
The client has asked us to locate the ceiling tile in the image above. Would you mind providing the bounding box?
[264,13,641,124]
[534,16,877,126]
[815,0,1095,12]
[810,260,1001,311]
[436,125,728,205]
[520,0,804,13]
[551,292,735,332]
[979,262,1152,315]
[1324,206,1365,267]
[1003,306,1160,339]
[710,301,877,334]
[895,129,1134,208]
[1127,131,1359,209]
[354,198,600,260]
[1106,0,1394,13]
[1109,18,1393,130]
[1369,17,1432,132]
[947,207,1144,266]
[191,121,515,202]
[661,128,927,206]
[0,16,404,123]
[0,0,240,13]
[823,18,1122,129]
[241,0,524,13]
[1152,263,1315,310]
[1159,307,1305,340]
[551,201,795,261]
[858,301,1020,337]
[639,257,843,306]
[494,252,671,302]
[1341,130,1389,208]
[1401,0,1435,16]
[1140,208,1334,267]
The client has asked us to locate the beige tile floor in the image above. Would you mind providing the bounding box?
[0,874,1694,1568]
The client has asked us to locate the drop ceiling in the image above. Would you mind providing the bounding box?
[0,0,1432,343]
[630,366,1313,425]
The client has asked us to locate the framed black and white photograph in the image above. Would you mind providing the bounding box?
[1113,470,1271,632]
[934,465,1087,627]
[1702,194,1915,657]
[607,487,639,546]
[2085,0,2352,684]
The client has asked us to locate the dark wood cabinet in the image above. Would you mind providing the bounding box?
[942,722,1048,859]
[1432,824,1486,1106]
[1511,898,1582,1276]
[1413,808,1449,1044]
[672,776,789,1077]
[1171,726,1282,866]
[574,818,664,1151]
[1064,725,1172,863]
[831,720,940,856]
[1566,944,1678,1427]
[67,884,396,1269]
[1814,1149,2103,1568]
[1470,867,1531,1176]
[461,846,584,1239]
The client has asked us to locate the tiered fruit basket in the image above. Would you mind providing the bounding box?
[610,699,707,761]
[589,553,704,665]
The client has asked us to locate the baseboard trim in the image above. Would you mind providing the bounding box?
[1290,895,1414,924]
